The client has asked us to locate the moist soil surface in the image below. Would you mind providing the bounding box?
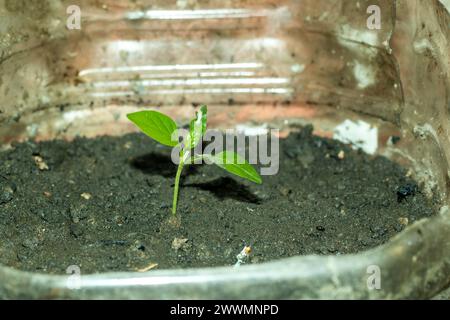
[0,126,435,274]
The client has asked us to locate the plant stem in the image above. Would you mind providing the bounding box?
[172,157,184,215]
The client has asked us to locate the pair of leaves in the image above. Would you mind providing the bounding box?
[127,106,262,184]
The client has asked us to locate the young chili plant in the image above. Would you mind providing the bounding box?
[127,105,262,215]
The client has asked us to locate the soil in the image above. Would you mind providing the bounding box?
[0,126,435,274]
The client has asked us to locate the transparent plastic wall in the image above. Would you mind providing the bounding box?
[0,1,401,128]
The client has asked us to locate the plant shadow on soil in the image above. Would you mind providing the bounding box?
[184,177,262,204]
[131,152,261,203]
[0,125,436,274]
[131,152,199,178]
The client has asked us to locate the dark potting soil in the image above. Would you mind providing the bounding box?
[0,126,435,274]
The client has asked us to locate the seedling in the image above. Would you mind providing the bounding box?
[127,105,262,215]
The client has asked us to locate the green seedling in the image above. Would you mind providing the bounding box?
[127,105,262,215]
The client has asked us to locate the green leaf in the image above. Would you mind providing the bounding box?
[127,110,178,147]
[189,105,207,148]
[209,151,262,184]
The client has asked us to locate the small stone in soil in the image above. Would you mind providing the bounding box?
[398,217,409,226]
[124,141,132,149]
[172,237,189,251]
[33,155,49,171]
[81,192,92,200]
